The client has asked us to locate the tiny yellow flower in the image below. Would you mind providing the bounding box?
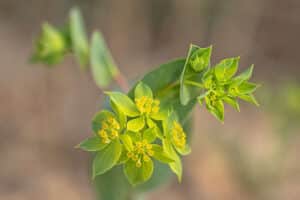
[97,116,121,144]
[127,139,154,168]
[135,96,160,115]
[171,121,187,149]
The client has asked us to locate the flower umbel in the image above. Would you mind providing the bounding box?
[171,121,186,149]
[135,96,160,115]
[98,117,121,144]
[127,139,154,168]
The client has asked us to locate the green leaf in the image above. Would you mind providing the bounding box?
[223,96,240,112]
[31,23,66,65]
[238,82,258,94]
[120,134,133,151]
[214,57,239,81]
[197,91,209,106]
[125,131,142,142]
[134,81,153,99]
[124,159,154,186]
[76,136,107,151]
[234,64,254,83]
[127,116,145,132]
[205,98,225,122]
[92,110,116,133]
[106,92,139,117]
[117,148,129,165]
[143,128,157,143]
[190,46,212,72]
[69,7,89,69]
[128,58,196,124]
[239,94,259,106]
[151,144,174,163]
[180,44,203,105]
[110,100,127,129]
[176,144,191,156]
[163,139,182,182]
[90,32,113,88]
[93,140,122,178]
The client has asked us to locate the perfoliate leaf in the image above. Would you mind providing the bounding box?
[134,81,153,99]
[205,98,225,122]
[106,92,139,117]
[197,91,209,106]
[93,140,122,178]
[151,144,174,163]
[143,128,157,143]
[90,32,113,88]
[110,100,127,129]
[214,57,239,81]
[117,149,129,165]
[234,64,254,83]
[92,110,116,133]
[180,44,202,105]
[124,159,154,186]
[69,7,89,69]
[190,46,212,72]
[77,136,107,151]
[239,94,259,106]
[238,82,258,94]
[223,96,240,112]
[120,134,133,151]
[163,139,182,182]
[176,144,191,156]
[127,116,145,132]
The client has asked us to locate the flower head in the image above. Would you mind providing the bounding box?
[171,121,186,149]
[127,139,154,168]
[135,96,160,115]
[98,116,121,144]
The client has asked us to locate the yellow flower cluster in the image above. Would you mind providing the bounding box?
[207,91,218,106]
[127,139,154,168]
[172,122,186,149]
[98,117,120,144]
[135,96,160,115]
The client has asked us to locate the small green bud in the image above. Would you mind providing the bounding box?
[31,23,67,65]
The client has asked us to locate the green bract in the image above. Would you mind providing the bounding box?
[31,23,67,65]
[180,45,259,122]
[78,82,190,185]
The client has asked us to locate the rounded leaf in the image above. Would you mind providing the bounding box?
[106,92,139,117]
[127,116,145,132]
[134,81,153,99]
[93,140,122,178]
[77,136,107,151]
[124,159,154,186]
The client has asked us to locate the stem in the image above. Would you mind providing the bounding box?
[184,80,204,88]
[114,71,130,93]
[156,80,180,98]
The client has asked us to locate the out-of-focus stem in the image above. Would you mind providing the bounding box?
[114,71,130,93]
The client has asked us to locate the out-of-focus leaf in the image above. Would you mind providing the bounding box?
[69,7,89,69]
[90,32,114,88]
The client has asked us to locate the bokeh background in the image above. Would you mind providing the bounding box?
[1,0,300,199]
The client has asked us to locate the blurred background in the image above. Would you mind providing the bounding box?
[1,0,300,199]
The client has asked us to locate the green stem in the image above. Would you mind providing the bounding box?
[156,80,180,98]
[184,80,204,88]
